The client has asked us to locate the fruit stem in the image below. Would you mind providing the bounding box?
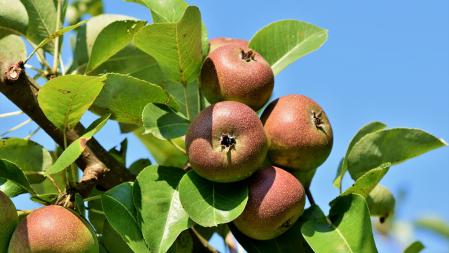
[305,187,316,206]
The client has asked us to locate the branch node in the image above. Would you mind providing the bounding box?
[4,61,24,83]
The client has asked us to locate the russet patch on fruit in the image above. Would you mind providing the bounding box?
[233,166,306,240]
[200,44,274,111]
[185,101,268,183]
[261,94,333,172]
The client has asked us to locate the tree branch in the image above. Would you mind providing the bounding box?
[1,61,133,197]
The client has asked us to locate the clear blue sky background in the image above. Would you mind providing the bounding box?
[1,0,448,252]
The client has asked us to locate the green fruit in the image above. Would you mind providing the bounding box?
[8,205,99,253]
[261,94,333,171]
[367,184,395,221]
[233,166,306,240]
[186,101,268,182]
[200,44,274,110]
[209,37,248,52]
[0,191,18,253]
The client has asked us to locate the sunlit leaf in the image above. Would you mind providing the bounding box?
[38,75,106,129]
[249,20,327,75]
[133,166,190,253]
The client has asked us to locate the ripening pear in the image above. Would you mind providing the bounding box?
[8,205,99,253]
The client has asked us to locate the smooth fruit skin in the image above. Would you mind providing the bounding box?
[200,44,274,111]
[0,191,18,253]
[233,166,306,240]
[367,184,395,219]
[8,205,99,253]
[186,101,268,182]
[261,94,333,171]
[209,37,248,52]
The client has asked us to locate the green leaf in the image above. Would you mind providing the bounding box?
[30,193,58,205]
[128,158,151,176]
[89,46,166,85]
[28,20,87,60]
[133,0,188,23]
[74,193,86,217]
[38,75,106,129]
[415,217,449,239]
[0,138,52,183]
[249,20,328,75]
[69,14,135,72]
[0,159,35,194]
[134,6,202,85]
[0,34,26,72]
[231,220,313,253]
[45,114,110,175]
[0,179,26,197]
[301,194,378,253]
[133,165,190,253]
[333,122,387,189]
[163,80,201,120]
[167,230,193,253]
[87,189,106,233]
[102,221,134,253]
[0,138,63,196]
[134,129,187,167]
[403,241,424,253]
[178,171,248,227]
[102,182,150,253]
[86,20,146,73]
[0,0,28,36]
[336,163,390,200]
[142,103,189,140]
[92,73,177,125]
[403,241,425,253]
[20,0,57,52]
[67,0,104,25]
[347,128,447,179]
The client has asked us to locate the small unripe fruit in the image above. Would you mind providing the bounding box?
[209,37,248,52]
[200,44,274,110]
[186,101,268,182]
[367,184,395,222]
[261,94,333,171]
[8,205,99,253]
[233,166,306,240]
[0,191,18,253]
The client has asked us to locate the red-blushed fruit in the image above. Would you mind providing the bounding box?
[0,190,18,253]
[261,94,333,171]
[7,205,99,253]
[186,101,268,182]
[200,44,274,111]
[233,166,306,240]
[209,37,248,52]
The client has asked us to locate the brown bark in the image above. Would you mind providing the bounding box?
[1,61,133,197]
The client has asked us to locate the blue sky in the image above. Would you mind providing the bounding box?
[1,0,448,252]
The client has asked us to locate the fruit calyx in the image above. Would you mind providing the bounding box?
[312,110,326,131]
[240,49,256,62]
[220,133,236,151]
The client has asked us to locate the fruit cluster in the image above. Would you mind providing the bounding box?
[186,37,334,240]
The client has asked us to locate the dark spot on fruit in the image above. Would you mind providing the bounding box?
[281,218,292,228]
[220,133,236,150]
[240,49,256,62]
